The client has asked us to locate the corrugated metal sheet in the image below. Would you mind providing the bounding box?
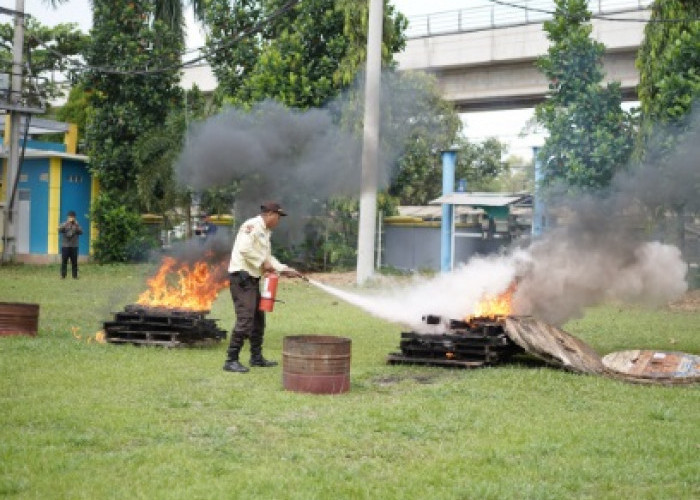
[430,192,527,206]
[0,150,89,161]
[398,205,484,219]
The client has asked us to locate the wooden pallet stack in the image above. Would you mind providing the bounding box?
[387,317,524,368]
[103,304,227,347]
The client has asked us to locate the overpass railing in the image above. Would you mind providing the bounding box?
[405,0,653,39]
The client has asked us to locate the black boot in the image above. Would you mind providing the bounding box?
[223,345,249,373]
[250,345,278,367]
[249,334,277,367]
[223,360,249,373]
[250,355,278,367]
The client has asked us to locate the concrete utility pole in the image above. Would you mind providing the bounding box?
[356,0,383,285]
[2,0,25,261]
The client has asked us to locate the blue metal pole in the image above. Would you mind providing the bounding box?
[532,146,545,237]
[441,149,457,272]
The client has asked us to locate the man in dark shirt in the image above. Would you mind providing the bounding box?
[202,214,218,240]
[58,210,83,279]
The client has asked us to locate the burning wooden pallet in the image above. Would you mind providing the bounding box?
[387,315,699,386]
[387,316,525,368]
[103,304,227,347]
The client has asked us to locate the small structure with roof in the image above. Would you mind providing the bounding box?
[381,192,531,272]
[0,117,95,262]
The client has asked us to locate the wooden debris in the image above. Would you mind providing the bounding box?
[602,350,700,385]
[503,316,605,374]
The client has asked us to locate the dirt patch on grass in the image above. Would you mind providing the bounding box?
[668,290,700,312]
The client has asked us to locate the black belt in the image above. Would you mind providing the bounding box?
[229,271,260,281]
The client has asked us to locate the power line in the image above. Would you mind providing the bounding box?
[23,0,300,77]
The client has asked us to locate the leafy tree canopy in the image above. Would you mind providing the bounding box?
[204,0,407,109]
[54,82,89,145]
[85,0,184,262]
[0,18,87,108]
[636,0,700,161]
[384,72,509,205]
[535,0,635,191]
[85,0,183,194]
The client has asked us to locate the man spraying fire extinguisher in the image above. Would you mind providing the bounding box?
[223,201,304,373]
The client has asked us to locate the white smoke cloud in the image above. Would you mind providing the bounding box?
[310,254,517,332]
[312,236,688,329]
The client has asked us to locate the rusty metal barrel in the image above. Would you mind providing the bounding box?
[0,302,40,336]
[282,335,351,394]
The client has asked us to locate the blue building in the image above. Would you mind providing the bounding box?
[0,119,96,263]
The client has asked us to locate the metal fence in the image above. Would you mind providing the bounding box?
[405,0,653,38]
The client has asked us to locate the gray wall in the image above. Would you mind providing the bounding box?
[383,225,508,271]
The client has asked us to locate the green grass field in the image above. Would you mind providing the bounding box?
[1,264,698,499]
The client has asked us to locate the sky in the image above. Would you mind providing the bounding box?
[3,0,543,161]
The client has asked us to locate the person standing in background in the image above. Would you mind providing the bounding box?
[201,214,218,240]
[59,210,82,279]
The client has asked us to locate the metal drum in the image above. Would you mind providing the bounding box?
[282,335,351,394]
[0,302,39,336]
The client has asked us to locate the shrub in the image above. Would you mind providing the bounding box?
[92,195,158,263]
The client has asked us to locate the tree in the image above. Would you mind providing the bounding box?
[385,72,508,205]
[204,0,407,109]
[203,0,266,102]
[636,0,700,161]
[0,18,87,109]
[133,84,210,214]
[380,71,460,205]
[85,0,183,262]
[496,155,534,193]
[54,83,90,147]
[534,0,635,191]
[634,0,700,252]
[455,137,509,192]
[298,193,398,271]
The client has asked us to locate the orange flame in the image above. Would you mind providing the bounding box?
[136,256,228,311]
[468,282,517,320]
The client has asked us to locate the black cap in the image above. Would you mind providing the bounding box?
[260,201,287,216]
[67,210,76,217]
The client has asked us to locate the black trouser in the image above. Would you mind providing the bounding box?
[61,247,79,278]
[227,272,265,360]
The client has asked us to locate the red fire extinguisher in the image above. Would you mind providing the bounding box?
[258,273,279,312]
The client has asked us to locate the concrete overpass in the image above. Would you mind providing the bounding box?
[395,1,651,111]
